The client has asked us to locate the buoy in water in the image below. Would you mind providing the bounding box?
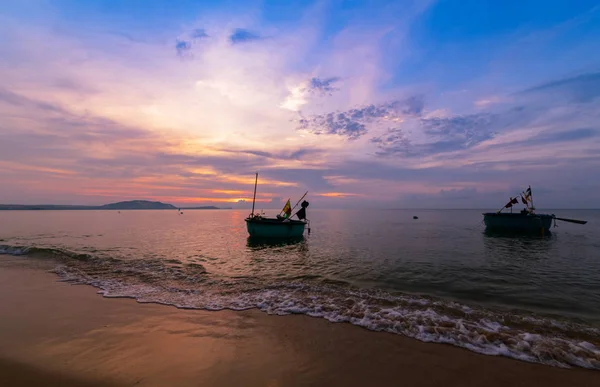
[413,216,418,219]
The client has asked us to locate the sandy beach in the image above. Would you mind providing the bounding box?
[0,256,597,387]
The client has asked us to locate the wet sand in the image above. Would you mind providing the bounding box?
[0,257,597,387]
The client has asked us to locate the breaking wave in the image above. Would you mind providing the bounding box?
[2,244,599,370]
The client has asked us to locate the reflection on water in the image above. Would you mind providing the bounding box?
[483,228,555,239]
[245,236,310,278]
[246,236,306,249]
[482,229,555,255]
[482,228,554,265]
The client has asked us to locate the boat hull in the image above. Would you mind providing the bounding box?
[483,212,554,232]
[245,217,306,238]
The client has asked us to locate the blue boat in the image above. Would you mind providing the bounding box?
[483,186,586,233]
[244,173,310,238]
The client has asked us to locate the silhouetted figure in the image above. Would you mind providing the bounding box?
[296,200,309,220]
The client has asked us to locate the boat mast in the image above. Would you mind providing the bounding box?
[529,185,534,212]
[251,172,258,216]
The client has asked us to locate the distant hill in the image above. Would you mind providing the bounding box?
[0,200,226,211]
[100,200,176,210]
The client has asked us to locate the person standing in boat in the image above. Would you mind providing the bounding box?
[295,200,309,220]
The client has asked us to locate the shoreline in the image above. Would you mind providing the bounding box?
[1,256,598,386]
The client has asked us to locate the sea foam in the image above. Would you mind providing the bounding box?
[2,244,600,370]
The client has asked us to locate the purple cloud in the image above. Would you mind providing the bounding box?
[229,29,263,44]
[306,77,340,96]
[297,96,424,139]
[191,28,209,39]
[370,128,412,155]
[175,39,192,56]
[519,72,600,103]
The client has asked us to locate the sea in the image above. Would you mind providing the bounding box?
[1,208,599,369]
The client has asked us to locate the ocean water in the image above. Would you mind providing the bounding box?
[1,208,599,369]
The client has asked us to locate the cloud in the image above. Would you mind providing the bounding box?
[1,1,600,208]
[496,127,600,149]
[306,77,340,96]
[297,96,424,139]
[191,28,209,39]
[280,76,342,111]
[400,95,426,116]
[418,112,497,150]
[213,147,324,162]
[174,28,209,57]
[0,89,307,205]
[519,72,600,103]
[229,28,263,44]
[299,114,367,139]
[0,88,63,113]
[438,187,478,200]
[175,39,192,56]
[535,127,598,143]
[1,90,163,159]
[369,92,598,158]
[370,128,412,155]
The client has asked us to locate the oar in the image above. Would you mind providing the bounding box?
[290,191,308,213]
[554,217,587,225]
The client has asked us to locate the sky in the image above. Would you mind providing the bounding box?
[1,0,600,209]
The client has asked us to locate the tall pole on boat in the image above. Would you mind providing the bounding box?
[529,185,534,212]
[251,172,258,216]
[290,191,308,213]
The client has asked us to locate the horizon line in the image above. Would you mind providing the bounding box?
[1,205,598,211]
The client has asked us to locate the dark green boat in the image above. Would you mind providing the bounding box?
[483,186,587,233]
[246,216,307,238]
[244,173,310,238]
[483,211,555,232]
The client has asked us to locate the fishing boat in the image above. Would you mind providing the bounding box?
[245,173,310,238]
[482,186,587,233]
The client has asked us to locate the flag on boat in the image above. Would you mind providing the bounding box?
[520,195,528,205]
[281,199,291,218]
[504,197,518,208]
[519,187,532,205]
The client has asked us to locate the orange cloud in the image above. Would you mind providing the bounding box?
[211,189,248,195]
[0,161,78,176]
[217,174,298,187]
[317,192,362,198]
[323,175,361,185]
